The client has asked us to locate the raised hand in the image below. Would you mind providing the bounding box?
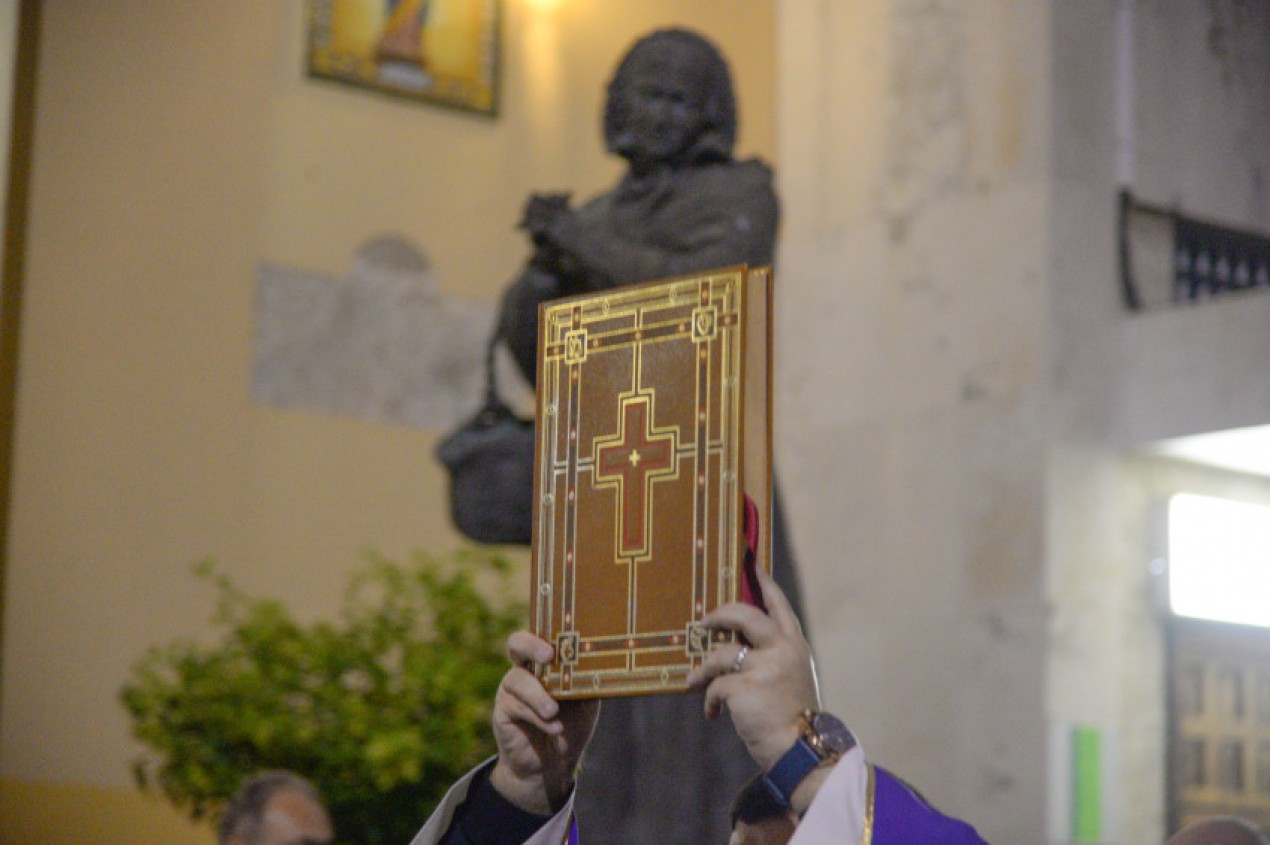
[488,631,600,815]
[685,569,821,771]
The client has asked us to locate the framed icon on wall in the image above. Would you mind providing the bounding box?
[307,0,500,116]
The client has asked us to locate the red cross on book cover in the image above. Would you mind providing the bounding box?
[530,265,773,698]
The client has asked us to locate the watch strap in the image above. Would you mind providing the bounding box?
[761,737,822,809]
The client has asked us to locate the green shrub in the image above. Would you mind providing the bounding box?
[120,546,525,845]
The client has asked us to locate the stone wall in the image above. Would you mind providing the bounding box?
[778,1,1270,842]
[776,2,1050,841]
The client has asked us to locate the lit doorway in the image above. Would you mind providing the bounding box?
[1165,493,1270,831]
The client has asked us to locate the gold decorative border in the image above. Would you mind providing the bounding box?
[533,270,749,697]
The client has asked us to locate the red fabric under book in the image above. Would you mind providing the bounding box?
[741,494,766,612]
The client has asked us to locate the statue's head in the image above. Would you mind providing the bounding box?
[603,28,737,168]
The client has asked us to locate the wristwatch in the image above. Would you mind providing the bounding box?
[761,710,856,809]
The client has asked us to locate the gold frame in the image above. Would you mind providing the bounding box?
[306,0,500,116]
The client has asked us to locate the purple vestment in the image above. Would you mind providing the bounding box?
[872,766,989,844]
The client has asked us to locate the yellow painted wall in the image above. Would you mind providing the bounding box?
[0,2,773,842]
[0,778,216,845]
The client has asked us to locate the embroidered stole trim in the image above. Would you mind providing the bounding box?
[862,763,877,845]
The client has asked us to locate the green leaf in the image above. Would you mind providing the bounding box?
[118,545,526,844]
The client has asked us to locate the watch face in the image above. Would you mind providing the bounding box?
[811,712,855,756]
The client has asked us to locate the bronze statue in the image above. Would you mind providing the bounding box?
[499,27,780,385]
[494,28,802,845]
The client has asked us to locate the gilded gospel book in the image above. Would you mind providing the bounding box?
[529,265,773,699]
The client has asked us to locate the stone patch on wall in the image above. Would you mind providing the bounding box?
[884,0,969,231]
[251,235,498,431]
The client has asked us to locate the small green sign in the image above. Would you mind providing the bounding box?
[1072,726,1102,842]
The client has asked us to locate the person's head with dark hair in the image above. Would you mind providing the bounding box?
[218,770,333,845]
[603,27,738,172]
[728,773,796,845]
[1167,816,1270,845]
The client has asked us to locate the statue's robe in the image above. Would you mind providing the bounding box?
[496,156,805,844]
[499,158,780,382]
[408,746,989,845]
